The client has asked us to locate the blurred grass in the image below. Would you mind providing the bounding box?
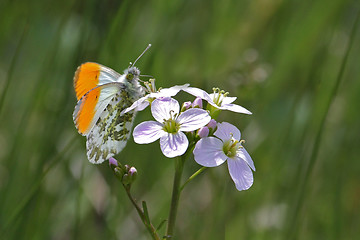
[1,0,360,239]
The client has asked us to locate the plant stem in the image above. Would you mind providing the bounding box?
[165,156,185,239]
[124,186,161,240]
[180,167,207,192]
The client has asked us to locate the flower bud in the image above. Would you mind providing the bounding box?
[114,167,124,178]
[129,167,138,180]
[124,164,130,171]
[109,157,118,167]
[207,119,217,129]
[198,126,209,138]
[192,97,203,108]
[181,101,192,111]
[122,166,138,186]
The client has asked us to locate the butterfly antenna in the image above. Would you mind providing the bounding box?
[131,44,152,68]
[140,74,154,78]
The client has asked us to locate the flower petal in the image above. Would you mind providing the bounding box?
[222,96,237,105]
[151,97,180,123]
[133,121,165,144]
[160,132,188,158]
[219,103,252,115]
[150,84,190,98]
[208,93,237,105]
[122,95,150,114]
[135,101,151,112]
[227,157,254,191]
[237,147,255,171]
[193,137,227,167]
[214,122,241,141]
[182,87,213,103]
[177,108,211,132]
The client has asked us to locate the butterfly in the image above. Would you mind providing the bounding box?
[73,45,151,164]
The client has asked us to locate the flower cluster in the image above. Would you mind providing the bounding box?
[130,82,256,191]
[133,97,211,158]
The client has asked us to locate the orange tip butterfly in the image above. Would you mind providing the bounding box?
[73,44,151,164]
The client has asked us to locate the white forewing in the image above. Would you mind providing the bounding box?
[97,64,122,85]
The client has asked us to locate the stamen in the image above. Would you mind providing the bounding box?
[144,82,152,93]
[230,139,238,149]
[239,139,245,148]
[162,118,180,133]
[212,88,221,105]
[149,78,156,92]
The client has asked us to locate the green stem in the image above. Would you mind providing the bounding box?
[124,186,161,240]
[165,156,185,239]
[180,167,207,192]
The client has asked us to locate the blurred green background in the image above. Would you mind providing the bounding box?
[1,0,359,239]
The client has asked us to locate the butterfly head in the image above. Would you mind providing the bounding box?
[125,67,140,82]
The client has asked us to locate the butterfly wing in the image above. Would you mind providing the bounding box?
[85,85,139,164]
[73,62,144,164]
[73,82,123,136]
[73,62,121,100]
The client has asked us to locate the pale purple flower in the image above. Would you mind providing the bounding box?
[183,87,252,115]
[193,122,255,191]
[133,97,211,158]
[122,84,190,114]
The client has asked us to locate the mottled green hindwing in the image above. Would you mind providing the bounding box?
[86,85,141,164]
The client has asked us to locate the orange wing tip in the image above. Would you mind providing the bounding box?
[74,62,101,100]
[74,87,101,135]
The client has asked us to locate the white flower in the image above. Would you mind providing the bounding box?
[133,97,211,158]
[193,122,255,191]
[183,87,252,115]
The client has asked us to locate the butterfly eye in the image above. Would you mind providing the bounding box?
[126,73,134,80]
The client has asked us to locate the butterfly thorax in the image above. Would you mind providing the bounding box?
[119,67,145,102]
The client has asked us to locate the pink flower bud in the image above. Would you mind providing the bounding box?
[198,126,209,138]
[207,119,217,129]
[129,167,137,176]
[182,101,192,110]
[109,157,118,167]
[122,166,138,185]
[192,97,203,108]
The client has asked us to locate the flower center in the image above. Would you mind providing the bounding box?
[222,137,244,158]
[163,111,180,133]
[212,88,229,106]
[144,79,157,93]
